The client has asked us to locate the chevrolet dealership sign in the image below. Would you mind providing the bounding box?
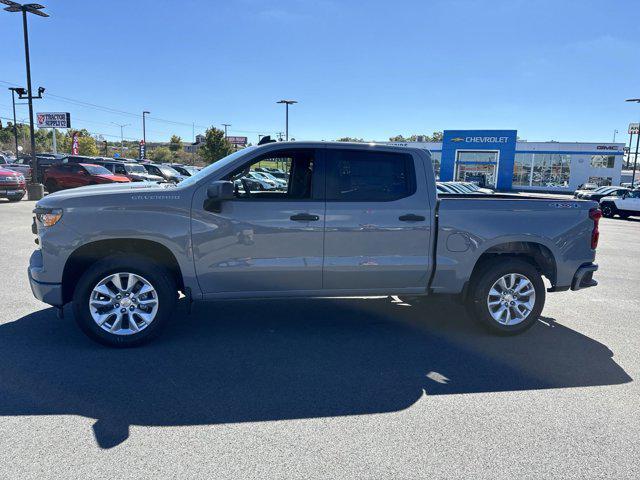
[452,136,509,143]
[36,112,71,129]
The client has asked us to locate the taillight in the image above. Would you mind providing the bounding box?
[589,208,602,249]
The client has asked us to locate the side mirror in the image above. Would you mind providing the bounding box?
[207,180,235,200]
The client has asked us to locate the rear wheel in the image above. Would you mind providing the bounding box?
[601,203,616,218]
[7,194,24,202]
[72,255,177,347]
[467,258,545,335]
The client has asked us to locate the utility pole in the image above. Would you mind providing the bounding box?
[2,1,50,199]
[222,123,231,138]
[276,131,284,141]
[613,129,618,143]
[8,87,24,157]
[626,99,640,188]
[277,100,297,141]
[112,122,130,156]
[142,110,150,145]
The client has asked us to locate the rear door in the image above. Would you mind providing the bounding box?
[323,147,433,292]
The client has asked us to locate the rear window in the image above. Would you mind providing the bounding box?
[325,150,416,201]
[83,165,112,175]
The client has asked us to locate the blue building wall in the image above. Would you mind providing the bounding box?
[440,130,517,190]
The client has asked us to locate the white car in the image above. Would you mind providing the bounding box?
[245,172,278,190]
[600,190,640,219]
[253,171,287,189]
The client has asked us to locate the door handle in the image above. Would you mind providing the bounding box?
[399,214,425,222]
[290,213,320,221]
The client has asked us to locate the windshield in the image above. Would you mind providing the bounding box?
[178,147,257,188]
[158,165,180,176]
[125,164,147,174]
[83,165,113,175]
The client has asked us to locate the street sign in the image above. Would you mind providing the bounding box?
[36,112,71,129]
[226,136,248,146]
[629,123,640,134]
[139,140,146,160]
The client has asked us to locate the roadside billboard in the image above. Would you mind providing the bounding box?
[36,112,71,129]
[227,136,248,146]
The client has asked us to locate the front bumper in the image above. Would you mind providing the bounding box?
[571,263,598,291]
[28,250,63,306]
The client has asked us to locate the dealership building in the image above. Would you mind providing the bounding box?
[385,130,625,193]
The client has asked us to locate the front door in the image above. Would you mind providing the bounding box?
[191,148,325,295]
[322,148,432,292]
[455,150,499,187]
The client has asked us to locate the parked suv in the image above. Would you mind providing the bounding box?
[142,163,186,183]
[0,167,26,202]
[600,189,640,219]
[44,163,130,192]
[96,160,163,182]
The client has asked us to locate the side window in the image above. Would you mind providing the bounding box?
[325,149,416,201]
[114,164,126,174]
[224,149,316,200]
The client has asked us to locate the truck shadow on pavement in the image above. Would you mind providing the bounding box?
[0,297,631,449]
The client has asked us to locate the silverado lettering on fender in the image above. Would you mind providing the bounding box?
[28,142,601,347]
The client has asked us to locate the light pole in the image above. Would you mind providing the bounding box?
[8,87,26,157]
[277,100,297,141]
[222,123,231,138]
[2,1,49,199]
[626,98,640,188]
[112,122,130,157]
[612,129,618,143]
[142,110,150,145]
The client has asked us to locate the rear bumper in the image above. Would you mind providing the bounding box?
[571,263,598,291]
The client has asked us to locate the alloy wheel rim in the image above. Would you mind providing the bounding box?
[487,273,536,326]
[89,272,159,336]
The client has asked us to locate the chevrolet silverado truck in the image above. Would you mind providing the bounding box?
[28,141,601,347]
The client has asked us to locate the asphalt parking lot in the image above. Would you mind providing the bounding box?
[0,198,638,479]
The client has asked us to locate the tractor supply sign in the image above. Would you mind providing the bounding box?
[36,112,71,129]
[226,136,248,146]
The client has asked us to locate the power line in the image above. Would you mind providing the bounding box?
[0,79,279,135]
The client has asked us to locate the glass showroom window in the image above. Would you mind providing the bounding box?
[531,154,570,188]
[588,176,612,187]
[430,152,441,179]
[590,155,615,168]
[513,153,532,186]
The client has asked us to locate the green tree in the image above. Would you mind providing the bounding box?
[198,126,233,164]
[77,136,99,156]
[151,146,173,163]
[336,137,365,142]
[389,132,443,142]
[169,135,182,152]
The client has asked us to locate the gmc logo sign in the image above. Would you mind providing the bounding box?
[596,145,618,150]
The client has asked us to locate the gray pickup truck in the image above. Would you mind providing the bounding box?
[28,142,601,346]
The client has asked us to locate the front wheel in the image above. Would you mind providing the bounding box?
[7,194,24,202]
[72,255,177,347]
[467,259,545,335]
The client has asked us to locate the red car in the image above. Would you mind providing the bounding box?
[44,163,130,192]
[0,167,26,202]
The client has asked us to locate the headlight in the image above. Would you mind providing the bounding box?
[35,208,63,227]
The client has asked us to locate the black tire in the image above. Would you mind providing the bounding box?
[466,258,546,335]
[7,194,24,202]
[45,179,58,193]
[72,254,177,347]
[601,203,616,218]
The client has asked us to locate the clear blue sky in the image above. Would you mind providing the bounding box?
[1,0,639,144]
